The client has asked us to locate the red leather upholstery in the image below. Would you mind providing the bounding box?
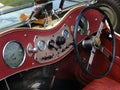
[83,77,120,90]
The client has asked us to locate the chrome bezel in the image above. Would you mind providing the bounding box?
[38,40,46,51]
[62,29,69,39]
[2,41,26,68]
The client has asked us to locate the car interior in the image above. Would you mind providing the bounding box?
[0,0,120,90]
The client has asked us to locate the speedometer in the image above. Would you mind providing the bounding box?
[2,41,25,68]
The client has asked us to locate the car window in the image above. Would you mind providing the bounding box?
[0,0,86,31]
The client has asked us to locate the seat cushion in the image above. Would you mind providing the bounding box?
[83,77,120,90]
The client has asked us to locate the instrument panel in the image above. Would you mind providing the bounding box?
[27,24,73,63]
[0,5,102,80]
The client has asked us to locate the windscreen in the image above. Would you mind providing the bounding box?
[0,0,84,31]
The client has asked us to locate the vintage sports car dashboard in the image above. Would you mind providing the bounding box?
[3,24,73,68]
[0,5,102,80]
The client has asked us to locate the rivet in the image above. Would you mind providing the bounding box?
[32,63,35,65]
[24,34,27,37]
[95,18,98,21]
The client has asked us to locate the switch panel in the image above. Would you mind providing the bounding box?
[27,24,73,63]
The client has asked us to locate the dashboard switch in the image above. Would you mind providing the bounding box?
[48,40,58,51]
[42,54,54,60]
[56,36,66,46]
[42,56,47,60]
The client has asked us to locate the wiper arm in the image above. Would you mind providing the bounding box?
[59,0,65,10]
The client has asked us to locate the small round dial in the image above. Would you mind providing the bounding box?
[62,30,69,39]
[38,40,46,51]
[3,41,25,68]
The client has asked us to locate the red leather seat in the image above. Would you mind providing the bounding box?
[83,77,120,90]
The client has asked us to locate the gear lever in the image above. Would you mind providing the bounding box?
[49,68,59,90]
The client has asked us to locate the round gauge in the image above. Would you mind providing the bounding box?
[62,30,69,39]
[77,16,89,35]
[38,40,46,51]
[3,41,25,68]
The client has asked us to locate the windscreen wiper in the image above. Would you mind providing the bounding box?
[59,0,65,10]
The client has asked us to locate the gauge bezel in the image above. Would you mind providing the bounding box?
[38,40,46,51]
[2,41,26,68]
[62,29,69,39]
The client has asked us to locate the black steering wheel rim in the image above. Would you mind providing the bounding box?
[73,6,116,78]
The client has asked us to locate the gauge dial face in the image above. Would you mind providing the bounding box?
[62,30,69,39]
[3,41,25,68]
[38,40,46,51]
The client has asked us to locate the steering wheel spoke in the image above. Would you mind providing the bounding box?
[86,47,96,71]
[100,46,112,62]
[96,15,106,38]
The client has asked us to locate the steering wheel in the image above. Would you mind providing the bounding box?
[73,6,116,78]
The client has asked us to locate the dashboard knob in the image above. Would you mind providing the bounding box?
[48,40,58,51]
[28,47,38,53]
[56,36,66,46]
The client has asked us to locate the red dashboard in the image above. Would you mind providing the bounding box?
[0,6,103,80]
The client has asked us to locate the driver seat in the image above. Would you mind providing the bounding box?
[83,77,120,90]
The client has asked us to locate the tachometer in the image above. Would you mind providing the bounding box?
[2,41,25,68]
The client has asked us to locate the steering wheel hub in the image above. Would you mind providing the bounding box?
[93,36,101,48]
